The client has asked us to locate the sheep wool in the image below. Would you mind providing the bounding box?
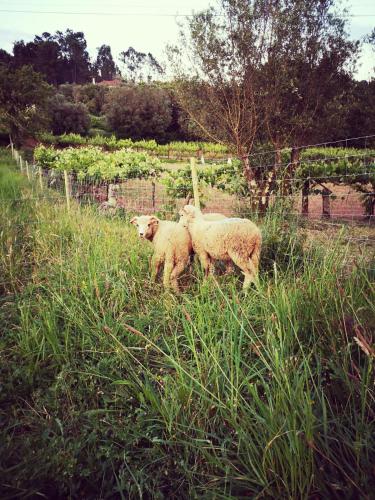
[179,205,261,289]
[130,215,192,293]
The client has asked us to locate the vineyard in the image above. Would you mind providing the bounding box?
[38,133,230,158]
[33,141,375,219]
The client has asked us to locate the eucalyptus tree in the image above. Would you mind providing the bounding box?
[94,45,118,81]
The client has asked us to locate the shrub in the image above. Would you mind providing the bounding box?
[103,85,173,142]
[47,94,91,136]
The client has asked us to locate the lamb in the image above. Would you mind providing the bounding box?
[130,215,192,293]
[179,205,261,289]
[180,211,234,274]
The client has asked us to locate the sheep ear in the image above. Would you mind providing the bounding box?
[184,205,195,215]
[149,216,159,225]
[130,217,138,225]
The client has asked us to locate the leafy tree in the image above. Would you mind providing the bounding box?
[119,47,163,82]
[0,49,12,65]
[11,30,92,85]
[47,94,91,135]
[72,84,109,115]
[94,45,118,81]
[258,1,358,150]
[55,30,92,84]
[345,80,375,145]
[0,64,52,145]
[103,85,172,141]
[366,27,375,73]
[169,0,359,211]
[12,33,62,85]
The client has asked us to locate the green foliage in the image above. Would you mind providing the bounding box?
[47,94,91,136]
[161,161,240,204]
[73,84,109,115]
[39,132,229,155]
[0,63,52,145]
[34,144,163,181]
[57,132,87,145]
[34,144,60,169]
[89,114,109,130]
[1,151,374,498]
[93,44,118,82]
[12,30,92,85]
[103,85,173,142]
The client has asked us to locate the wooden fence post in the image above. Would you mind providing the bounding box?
[38,165,44,190]
[190,157,200,210]
[64,170,71,212]
[322,185,332,219]
[107,183,118,207]
[151,181,156,211]
[302,179,309,216]
[26,161,31,181]
[19,156,23,173]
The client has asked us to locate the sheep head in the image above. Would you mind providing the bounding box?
[130,215,159,240]
[179,204,201,226]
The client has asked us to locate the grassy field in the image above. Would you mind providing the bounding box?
[1,148,374,498]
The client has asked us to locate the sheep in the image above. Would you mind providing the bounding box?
[181,211,235,274]
[179,205,261,289]
[130,215,192,293]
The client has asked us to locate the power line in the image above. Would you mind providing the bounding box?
[1,8,375,17]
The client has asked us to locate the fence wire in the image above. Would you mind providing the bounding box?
[6,144,375,222]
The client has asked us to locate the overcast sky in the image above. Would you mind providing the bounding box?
[0,0,374,80]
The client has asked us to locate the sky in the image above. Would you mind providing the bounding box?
[0,0,374,80]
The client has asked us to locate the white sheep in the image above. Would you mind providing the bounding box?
[130,215,192,292]
[179,205,261,289]
[181,211,234,274]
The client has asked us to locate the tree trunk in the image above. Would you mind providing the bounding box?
[322,186,332,219]
[242,155,271,214]
[242,155,253,184]
[283,147,301,195]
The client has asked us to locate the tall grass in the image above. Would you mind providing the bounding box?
[0,149,374,498]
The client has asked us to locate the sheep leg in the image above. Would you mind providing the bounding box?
[228,250,257,290]
[250,243,261,278]
[170,261,187,293]
[197,251,212,277]
[151,255,163,282]
[224,261,235,275]
[163,259,174,290]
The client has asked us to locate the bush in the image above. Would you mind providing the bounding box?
[73,84,108,115]
[48,94,91,136]
[34,144,164,181]
[103,85,172,142]
[89,114,109,130]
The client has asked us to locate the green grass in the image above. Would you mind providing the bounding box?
[0,149,374,498]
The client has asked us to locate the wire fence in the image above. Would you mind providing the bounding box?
[1,143,374,291]
[5,141,375,224]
